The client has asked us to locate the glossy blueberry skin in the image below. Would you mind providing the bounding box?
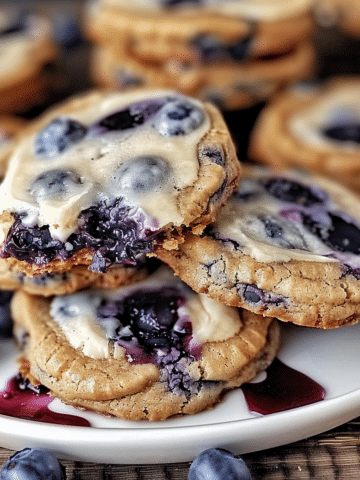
[323,124,360,143]
[154,99,205,136]
[111,156,169,195]
[29,169,83,201]
[34,118,87,158]
[188,448,252,480]
[0,448,64,480]
[0,291,13,338]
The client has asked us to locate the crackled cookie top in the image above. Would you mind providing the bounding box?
[50,266,241,359]
[101,0,312,20]
[288,81,360,153]
[208,166,360,270]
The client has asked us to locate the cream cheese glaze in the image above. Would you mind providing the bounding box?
[101,0,313,21]
[288,83,360,152]
[210,168,352,264]
[0,90,210,242]
[50,266,242,359]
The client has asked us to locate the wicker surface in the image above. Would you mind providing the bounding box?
[1,416,360,478]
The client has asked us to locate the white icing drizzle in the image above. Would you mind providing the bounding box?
[0,90,210,242]
[212,168,344,264]
[50,267,241,359]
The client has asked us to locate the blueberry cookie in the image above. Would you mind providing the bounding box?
[0,7,59,113]
[155,165,360,328]
[0,89,240,276]
[86,0,314,64]
[12,266,280,421]
[91,41,316,110]
[249,78,360,193]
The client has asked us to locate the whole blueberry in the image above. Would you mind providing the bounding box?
[29,169,83,201]
[323,124,360,143]
[110,156,169,196]
[192,34,227,62]
[34,117,87,158]
[188,448,252,480]
[154,98,205,136]
[0,448,64,480]
[0,290,13,338]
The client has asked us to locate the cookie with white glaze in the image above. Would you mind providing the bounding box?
[91,41,315,110]
[0,8,59,113]
[85,0,315,65]
[12,266,280,421]
[249,78,360,193]
[0,88,240,276]
[155,165,360,328]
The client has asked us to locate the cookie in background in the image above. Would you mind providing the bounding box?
[84,0,317,111]
[0,7,60,114]
[249,78,360,193]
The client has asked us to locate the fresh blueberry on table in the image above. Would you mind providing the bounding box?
[0,291,13,338]
[188,448,252,480]
[154,99,205,136]
[0,448,65,480]
[34,118,87,158]
[29,169,83,201]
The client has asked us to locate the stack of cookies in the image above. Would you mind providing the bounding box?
[84,0,317,110]
[0,89,281,421]
[2,85,360,421]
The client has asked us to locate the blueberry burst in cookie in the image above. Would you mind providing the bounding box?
[156,166,360,328]
[0,89,240,275]
[11,266,279,421]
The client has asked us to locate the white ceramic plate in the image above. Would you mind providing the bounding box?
[1,320,360,464]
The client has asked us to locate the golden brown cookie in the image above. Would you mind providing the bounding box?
[0,88,240,276]
[12,265,280,421]
[85,0,315,64]
[0,257,155,296]
[0,115,27,177]
[91,41,316,110]
[155,165,360,329]
[249,78,360,193]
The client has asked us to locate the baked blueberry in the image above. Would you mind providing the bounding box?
[259,214,308,250]
[322,124,360,143]
[188,448,252,480]
[90,99,165,134]
[109,156,169,196]
[0,291,13,338]
[227,36,252,61]
[0,448,64,480]
[192,34,227,62]
[29,169,83,201]
[154,99,205,136]
[34,118,87,158]
[262,178,325,207]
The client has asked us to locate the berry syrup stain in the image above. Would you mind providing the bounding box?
[0,374,90,426]
[241,358,326,415]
